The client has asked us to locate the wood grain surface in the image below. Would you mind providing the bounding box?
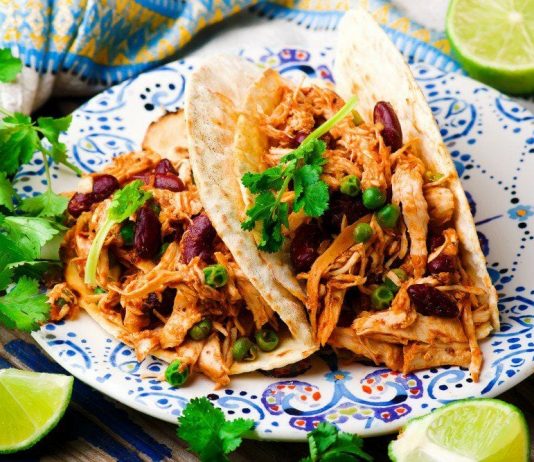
[1,327,533,462]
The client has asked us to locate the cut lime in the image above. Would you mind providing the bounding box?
[0,369,73,454]
[389,398,530,461]
[446,0,534,95]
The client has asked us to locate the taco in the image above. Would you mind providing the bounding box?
[186,9,498,381]
[48,108,316,388]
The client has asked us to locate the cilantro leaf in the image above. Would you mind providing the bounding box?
[240,97,357,253]
[0,215,61,260]
[84,180,151,285]
[0,267,13,291]
[20,189,68,218]
[0,172,15,211]
[0,113,39,175]
[0,48,22,83]
[0,277,49,332]
[177,397,254,462]
[7,260,60,280]
[242,165,285,193]
[301,422,372,462]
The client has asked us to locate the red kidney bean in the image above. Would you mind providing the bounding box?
[154,159,178,175]
[144,288,176,316]
[290,222,324,273]
[429,233,445,252]
[67,192,97,217]
[407,284,459,318]
[322,192,368,234]
[181,213,217,263]
[427,254,455,274]
[92,174,119,199]
[154,173,185,192]
[373,101,403,152]
[134,205,162,259]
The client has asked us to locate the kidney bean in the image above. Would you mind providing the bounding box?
[143,288,176,316]
[154,159,178,175]
[427,254,455,274]
[154,173,185,192]
[181,213,217,263]
[322,192,368,234]
[407,284,459,318]
[290,222,324,273]
[373,101,403,152]
[134,205,162,259]
[92,174,119,199]
[68,192,97,217]
[429,233,445,252]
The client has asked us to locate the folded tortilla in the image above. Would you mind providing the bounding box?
[185,9,498,381]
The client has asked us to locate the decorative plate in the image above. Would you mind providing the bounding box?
[27,46,534,440]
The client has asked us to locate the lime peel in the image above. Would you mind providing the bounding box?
[0,369,73,454]
[389,398,530,462]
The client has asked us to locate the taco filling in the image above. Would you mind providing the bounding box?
[49,111,315,388]
[233,71,496,382]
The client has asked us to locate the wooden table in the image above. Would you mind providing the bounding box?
[1,98,533,462]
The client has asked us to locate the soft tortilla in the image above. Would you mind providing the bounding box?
[183,57,318,372]
[334,8,498,329]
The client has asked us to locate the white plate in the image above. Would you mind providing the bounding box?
[26,46,534,440]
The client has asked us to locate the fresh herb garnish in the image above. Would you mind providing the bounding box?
[84,180,151,285]
[241,95,358,253]
[177,397,254,462]
[0,48,80,332]
[300,422,373,462]
[0,276,49,332]
[0,48,23,83]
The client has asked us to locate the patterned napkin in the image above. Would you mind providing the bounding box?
[0,0,447,113]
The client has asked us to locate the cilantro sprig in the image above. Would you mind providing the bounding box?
[300,422,373,462]
[177,397,255,462]
[0,48,81,332]
[176,398,372,462]
[241,95,358,252]
[84,180,151,285]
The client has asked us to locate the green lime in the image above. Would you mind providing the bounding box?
[389,398,529,461]
[0,369,73,454]
[446,0,534,95]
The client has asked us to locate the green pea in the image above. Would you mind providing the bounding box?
[157,242,170,259]
[120,221,135,246]
[383,268,408,293]
[353,222,374,243]
[255,328,280,352]
[362,187,387,210]
[189,319,212,341]
[94,287,106,294]
[339,175,361,197]
[203,264,228,288]
[165,359,189,387]
[232,337,256,361]
[376,204,400,229]
[371,285,394,310]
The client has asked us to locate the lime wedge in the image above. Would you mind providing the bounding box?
[446,0,534,95]
[0,369,73,454]
[389,399,530,462]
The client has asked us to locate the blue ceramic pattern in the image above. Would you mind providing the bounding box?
[29,45,534,440]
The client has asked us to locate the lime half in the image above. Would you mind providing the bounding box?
[389,398,530,461]
[446,0,534,95]
[0,369,73,453]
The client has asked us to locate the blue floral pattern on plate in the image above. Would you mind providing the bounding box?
[29,46,534,440]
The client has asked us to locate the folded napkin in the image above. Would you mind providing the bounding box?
[0,0,446,113]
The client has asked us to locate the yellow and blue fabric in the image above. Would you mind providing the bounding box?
[0,0,450,87]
